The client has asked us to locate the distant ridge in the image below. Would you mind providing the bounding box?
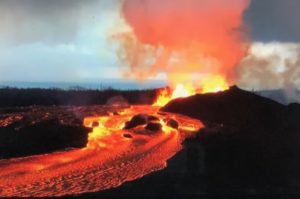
[0,80,166,90]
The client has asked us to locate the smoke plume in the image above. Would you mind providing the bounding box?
[238,42,300,103]
[115,0,251,87]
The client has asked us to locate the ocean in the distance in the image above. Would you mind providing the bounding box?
[0,80,167,90]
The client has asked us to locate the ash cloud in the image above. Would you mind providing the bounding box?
[115,0,250,86]
[238,42,300,103]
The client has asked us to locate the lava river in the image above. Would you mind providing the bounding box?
[0,105,203,197]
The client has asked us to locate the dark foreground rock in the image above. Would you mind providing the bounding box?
[0,119,89,159]
[166,118,179,129]
[159,86,300,195]
[123,133,133,139]
[145,122,162,132]
[123,114,162,131]
[123,114,147,129]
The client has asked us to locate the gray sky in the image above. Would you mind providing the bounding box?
[245,0,300,42]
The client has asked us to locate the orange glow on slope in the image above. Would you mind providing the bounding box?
[153,84,196,107]
[154,75,229,107]
[200,75,229,93]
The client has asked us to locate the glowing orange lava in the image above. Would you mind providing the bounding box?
[154,75,229,107]
[200,75,229,93]
[0,106,203,197]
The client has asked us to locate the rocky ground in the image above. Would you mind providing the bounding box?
[0,105,129,159]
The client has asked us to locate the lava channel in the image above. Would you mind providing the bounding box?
[0,105,203,197]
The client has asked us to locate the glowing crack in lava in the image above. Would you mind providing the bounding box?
[154,75,229,107]
[0,106,203,197]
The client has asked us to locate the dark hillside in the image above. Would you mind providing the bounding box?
[160,86,300,194]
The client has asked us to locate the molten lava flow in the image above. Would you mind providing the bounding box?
[154,75,229,107]
[84,105,203,149]
[83,116,125,149]
[0,105,203,197]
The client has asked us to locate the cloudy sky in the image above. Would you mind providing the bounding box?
[0,0,299,88]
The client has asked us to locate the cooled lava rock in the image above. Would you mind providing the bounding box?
[0,118,89,159]
[91,121,99,127]
[123,133,133,139]
[166,118,179,129]
[123,114,147,129]
[0,106,109,159]
[123,114,161,130]
[113,111,120,115]
[147,115,160,122]
[145,122,162,132]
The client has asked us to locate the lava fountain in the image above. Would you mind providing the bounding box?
[154,75,229,107]
[115,0,250,106]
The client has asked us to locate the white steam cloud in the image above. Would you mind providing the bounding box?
[238,42,300,103]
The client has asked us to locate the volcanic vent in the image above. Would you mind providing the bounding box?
[114,0,250,100]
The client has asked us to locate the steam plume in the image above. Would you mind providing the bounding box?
[115,0,251,87]
[238,42,300,103]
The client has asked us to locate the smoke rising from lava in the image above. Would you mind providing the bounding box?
[238,42,300,103]
[115,0,251,87]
